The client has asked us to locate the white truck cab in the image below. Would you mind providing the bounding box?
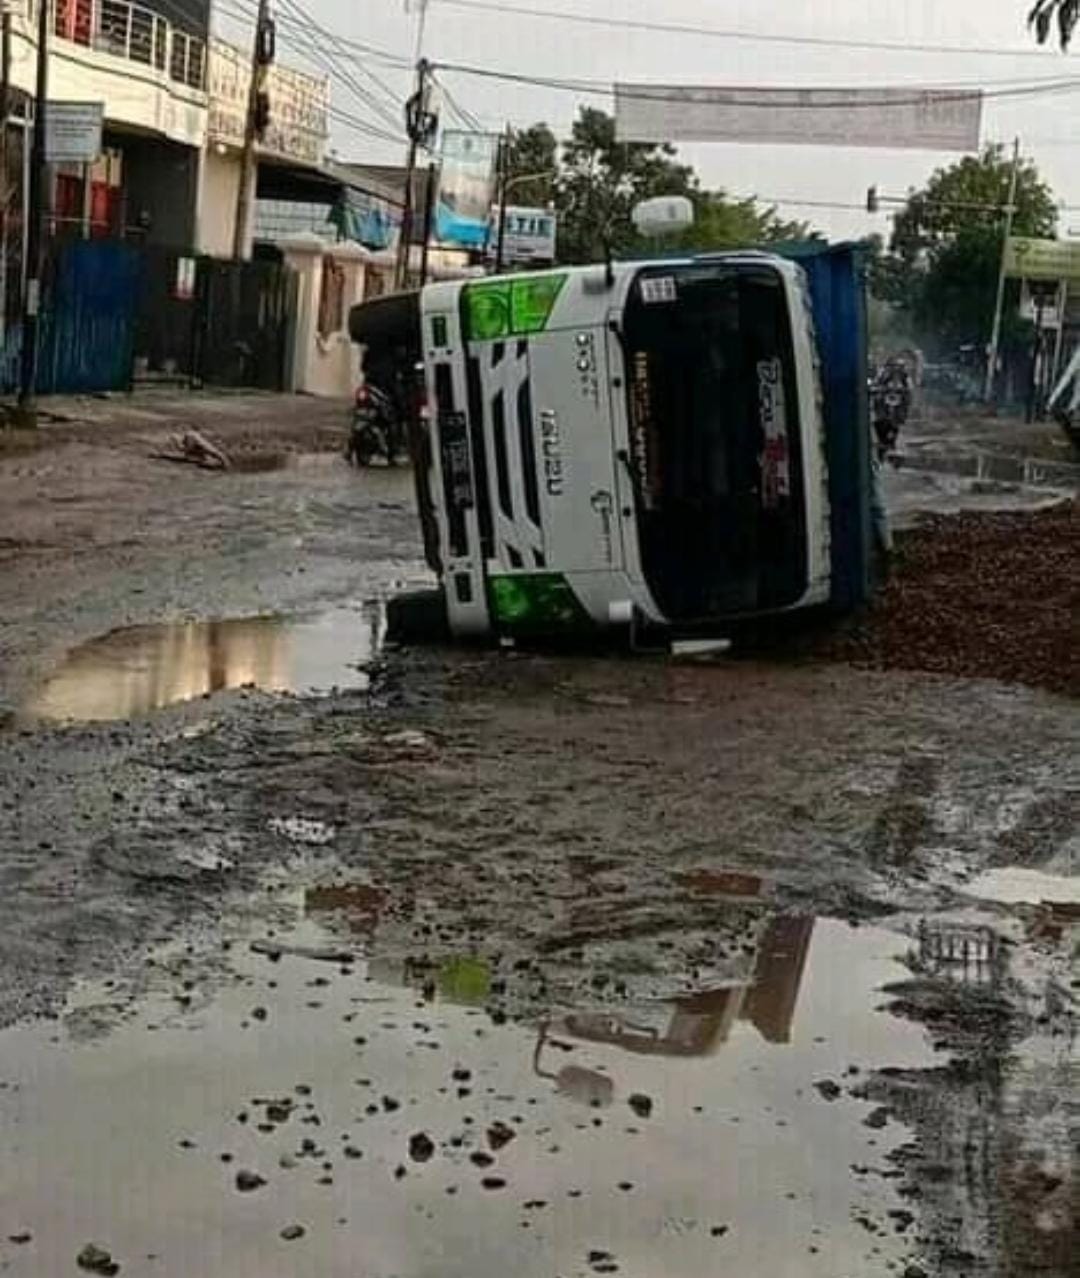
[351,247,873,642]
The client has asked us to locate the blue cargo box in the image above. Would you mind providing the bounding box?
[773,240,873,612]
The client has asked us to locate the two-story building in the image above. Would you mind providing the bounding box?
[3,0,332,260]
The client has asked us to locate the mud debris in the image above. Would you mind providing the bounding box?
[408,1132,435,1163]
[816,501,1080,696]
[627,1093,653,1119]
[487,1120,517,1151]
[76,1243,120,1275]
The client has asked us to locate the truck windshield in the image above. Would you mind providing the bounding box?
[623,263,808,620]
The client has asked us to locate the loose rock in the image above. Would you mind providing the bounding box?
[628,1093,653,1119]
[409,1132,436,1163]
[77,1243,120,1275]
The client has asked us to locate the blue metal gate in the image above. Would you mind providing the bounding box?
[35,239,141,394]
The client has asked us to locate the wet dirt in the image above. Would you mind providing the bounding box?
[814,500,1080,697]
[0,396,1077,1276]
[20,602,386,725]
[0,394,427,716]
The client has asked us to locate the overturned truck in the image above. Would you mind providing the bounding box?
[350,243,875,644]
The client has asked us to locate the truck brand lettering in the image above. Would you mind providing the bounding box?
[539,408,565,496]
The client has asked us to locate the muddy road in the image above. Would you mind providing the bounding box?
[0,395,1077,1277]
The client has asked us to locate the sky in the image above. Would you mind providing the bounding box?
[223,0,1080,240]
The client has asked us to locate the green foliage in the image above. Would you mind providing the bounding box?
[505,107,817,264]
[870,147,1058,356]
[673,192,814,253]
[891,145,1057,257]
[554,107,697,263]
[504,123,558,209]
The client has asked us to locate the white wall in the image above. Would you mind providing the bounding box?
[9,15,207,149]
[197,147,244,257]
[278,236,368,399]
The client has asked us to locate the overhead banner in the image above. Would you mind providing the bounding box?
[436,130,500,249]
[1004,236,1080,282]
[615,85,983,152]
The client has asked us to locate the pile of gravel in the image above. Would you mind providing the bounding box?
[819,501,1079,698]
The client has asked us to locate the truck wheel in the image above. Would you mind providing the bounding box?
[386,589,450,644]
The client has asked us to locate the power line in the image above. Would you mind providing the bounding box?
[217,0,411,69]
[275,0,407,121]
[430,72,485,131]
[432,0,1073,64]
[327,104,407,147]
[432,60,1080,109]
[218,0,407,133]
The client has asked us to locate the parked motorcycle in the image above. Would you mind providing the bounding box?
[347,380,404,467]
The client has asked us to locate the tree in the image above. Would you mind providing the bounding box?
[673,192,812,253]
[891,145,1056,258]
[555,107,697,263]
[542,107,814,264]
[871,147,1058,356]
[1029,0,1080,47]
[504,124,558,209]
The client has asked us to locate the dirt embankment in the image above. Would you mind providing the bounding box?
[818,501,1079,698]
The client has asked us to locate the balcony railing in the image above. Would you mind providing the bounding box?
[53,0,207,91]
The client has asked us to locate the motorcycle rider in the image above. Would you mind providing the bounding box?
[349,340,407,465]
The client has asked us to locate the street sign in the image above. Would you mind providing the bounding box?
[1004,236,1080,281]
[490,206,557,264]
[436,131,499,249]
[45,101,104,164]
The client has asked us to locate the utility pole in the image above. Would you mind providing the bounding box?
[419,160,437,285]
[16,0,50,426]
[396,58,431,290]
[233,0,274,260]
[0,0,12,346]
[494,125,511,274]
[984,137,1021,404]
[396,0,433,289]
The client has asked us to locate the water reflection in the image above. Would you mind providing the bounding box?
[544,916,815,1067]
[25,604,385,723]
[896,445,1080,492]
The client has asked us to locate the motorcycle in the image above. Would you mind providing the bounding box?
[869,362,912,460]
[347,380,404,467]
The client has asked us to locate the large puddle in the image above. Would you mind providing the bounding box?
[22,604,388,724]
[0,908,938,1277]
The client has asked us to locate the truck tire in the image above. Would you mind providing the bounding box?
[386,589,451,644]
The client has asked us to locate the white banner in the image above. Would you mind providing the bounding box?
[615,84,983,152]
